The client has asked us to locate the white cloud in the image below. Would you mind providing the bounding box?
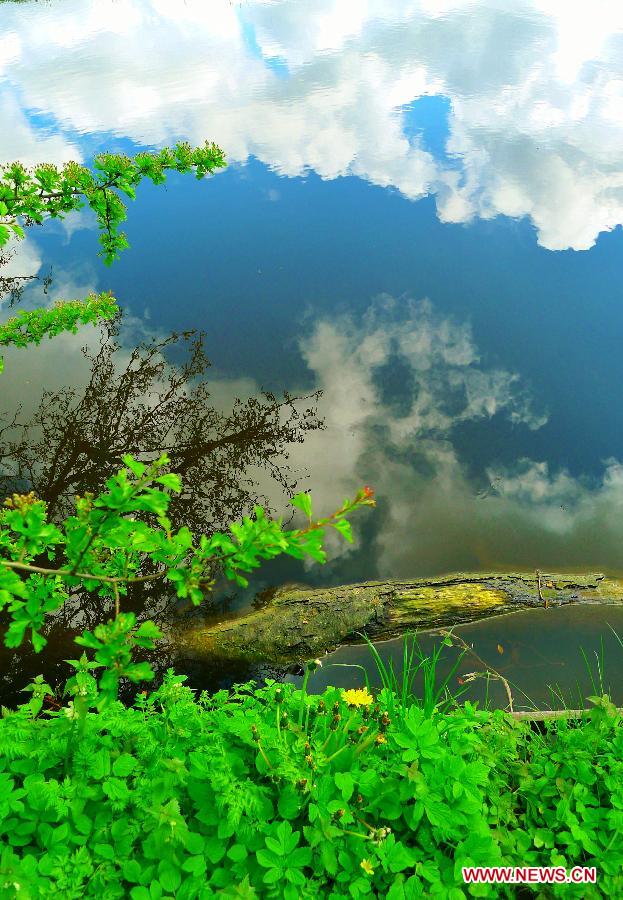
[5,1,623,247]
[246,294,554,569]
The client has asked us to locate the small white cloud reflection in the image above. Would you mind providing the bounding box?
[2,1,623,247]
[0,235,42,290]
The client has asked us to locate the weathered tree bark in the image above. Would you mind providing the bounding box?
[179,572,623,664]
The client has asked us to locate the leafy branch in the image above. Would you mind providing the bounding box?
[0,453,375,709]
[0,291,118,373]
[0,141,226,264]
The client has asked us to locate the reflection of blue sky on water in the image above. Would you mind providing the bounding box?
[402,96,457,168]
[3,1,623,580]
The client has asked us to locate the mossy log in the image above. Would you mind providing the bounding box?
[180,572,623,664]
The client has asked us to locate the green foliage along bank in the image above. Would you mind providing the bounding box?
[0,678,621,898]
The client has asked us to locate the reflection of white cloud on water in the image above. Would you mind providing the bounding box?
[371,453,623,577]
[0,236,42,291]
[3,1,623,248]
[0,93,80,168]
[249,294,623,577]
[3,276,623,576]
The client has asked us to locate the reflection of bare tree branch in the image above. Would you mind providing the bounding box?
[0,249,52,307]
[0,250,324,691]
[0,312,323,530]
[0,312,325,628]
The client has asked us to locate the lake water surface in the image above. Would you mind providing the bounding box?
[2,0,623,708]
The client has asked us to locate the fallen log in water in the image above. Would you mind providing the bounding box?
[180,572,623,664]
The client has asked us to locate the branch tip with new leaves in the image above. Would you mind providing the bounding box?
[0,141,226,265]
[0,291,118,374]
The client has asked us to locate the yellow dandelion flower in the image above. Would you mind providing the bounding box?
[342,688,374,708]
[375,733,387,744]
[360,859,375,876]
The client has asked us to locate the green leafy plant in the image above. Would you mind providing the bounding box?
[0,142,226,264]
[0,672,620,898]
[0,291,118,373]
[0,454,375,710]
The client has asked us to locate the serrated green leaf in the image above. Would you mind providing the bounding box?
[290,492,312,519]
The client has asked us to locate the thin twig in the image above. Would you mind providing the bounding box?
[439,629,515,713]
[0,558,165,585]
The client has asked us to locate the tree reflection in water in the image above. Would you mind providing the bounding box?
[0,264,324,705]
[0,248,53,307]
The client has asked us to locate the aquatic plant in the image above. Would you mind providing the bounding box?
[358,630,469,721]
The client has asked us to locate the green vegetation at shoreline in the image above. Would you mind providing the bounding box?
[0,676,621,898]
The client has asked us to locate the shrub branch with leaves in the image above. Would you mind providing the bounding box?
[0,291,118,374]
[0,451,374,710]
[0,142,226,265]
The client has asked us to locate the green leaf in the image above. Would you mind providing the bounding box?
[130,889,151,900]
[89,749,111,781]
[124,662,154,683]
[332,518,353,543]
[182,855,206,876]
[94,843,115,860]
[73,813,93,836]
[113,754,137,777]
[320,841,338,877]
[184,832,204,855]
[124,859,143,883]
[155,473,182,492]
[334,772,354,801]
[278,786,301,820]
[158,860,181,893]
[256,849,281,870]
[290,492,312,519]
[134,621,163,641]
[227,843,248,862]
[287,846,312,868]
